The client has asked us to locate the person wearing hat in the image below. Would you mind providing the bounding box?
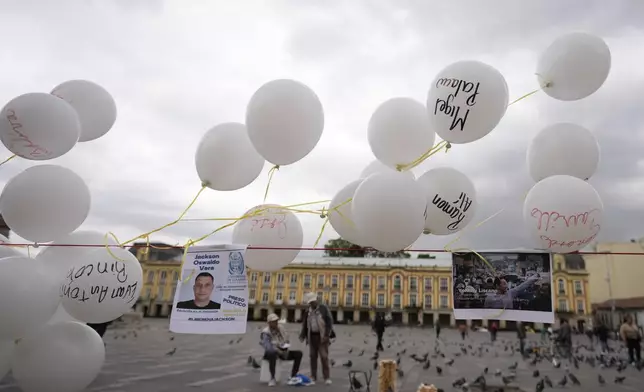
[260,313,303,387]
[299,292,334,385]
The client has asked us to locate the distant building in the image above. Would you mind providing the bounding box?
[593,297,644,330]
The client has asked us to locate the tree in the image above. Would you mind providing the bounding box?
[417,253,436,259]
[323,237,411,258]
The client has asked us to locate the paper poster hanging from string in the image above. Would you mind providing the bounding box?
[452,250,554,323]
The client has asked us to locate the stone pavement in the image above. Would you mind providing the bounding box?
[1,319,643,392]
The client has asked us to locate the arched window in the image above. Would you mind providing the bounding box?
[557,279,566,294]
[393,275,401,290]
[146,271,154,283]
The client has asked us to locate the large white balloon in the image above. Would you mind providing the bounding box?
[0,340,14,381]
[12,321,105,392]
[427,61,508,144]
[0,93,80,160]
[195,122,265,191]
[537,33,611,101]
[37,231,115,286]
[61,247,142,323]
[246,79,324,166]
[0,165,91,243]
[232,204,303,271]
[0,257,59,340]
[352,173,426,252]
[527,123,600,182]
[368,98,436,169]
[418,167,477,235]
[51,80,117,142]
[523,175,603,253]
[360,159,415,180]
[328,179,366,246]
[46,305,80,324]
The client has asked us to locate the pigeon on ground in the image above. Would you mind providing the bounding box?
[370,352,379,360]
[557,375,567,387]
[396,368,404,377]
[373,361,378,370]
[358,350,365,356]
[598,374,605,385]
[483,367,488,374]
[568,372,581,385]
[446,359,455,366]
[544,376,553,388]
[351,375,363,390]
[423,360,431,370]
[342,360,353,368]
[165,348,176,356]
[247,356,252,364]
[533,370,540,378]
[615,376,625,384]
[436,366,443,375]
[251,358,261,369]
[452,377,466,388]
[330,359,336,367]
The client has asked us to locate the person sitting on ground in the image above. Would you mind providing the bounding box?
[260,313,303,387]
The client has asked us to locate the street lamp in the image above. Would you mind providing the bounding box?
[604,251,616,330]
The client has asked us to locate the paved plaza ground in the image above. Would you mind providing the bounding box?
[1,319,643,392]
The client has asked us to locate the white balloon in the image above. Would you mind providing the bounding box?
[232,204,303,271]
[527,123,600,182]
[0,257,59,340]
[523,175,603,253]
[195,123,265,191]
[367,98,436,169]
[427,61,508,144]
[537,33,611,101]
[246,79,324,166]
[418,167,477,235]
[37,231,115,286]
[0,340,13,380]
[12,321,105,392]
[0,92,80,160]
[360,159,415,180]
[61,247,142,323]
[352,173,426,252]
[47,305,80,324]
[51,80,117,142]
[0,165,91,243]
[0,233,21,258]
[328,179,366,246]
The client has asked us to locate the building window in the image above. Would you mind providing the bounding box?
[440,295,448,308]
[261,292,269,303]
[361,293,370,307]
[263,273,271,284]
[345,292,354,306]
[289,273,298,286]
[288,291,296,301]
[250,272,258,283]
[424,277,432,291]
[409,294,417,307]
[249,289,256,300]
[146,271,154,283]
[574,280,583,295]
[410,277,418,291]
[156,286,164,299]
[378,276,386,290]
[377,293,385,307]
[171,286,176,298]
[346,275,354,289]
[558,299,568,312]
[558,279,565,294]
[393,294,401,309]
[317,291,323,302]
[439,278,448,292]
[393,275,401,290]
[144,287,151,299]
[330,292,338,306]
[317,275,325,288]
[160,271,167,285]
[275,291,283,301]
[277,273,285,284]
[303,274,311,289]
[576,300,585,314]
[557,262,562,271]
[424,294,432,309]
[362,275,371,289]
[173,271,179,283]
[331,275,338,288]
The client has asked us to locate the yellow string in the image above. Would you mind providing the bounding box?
[0,154,16,167]
[507,89,541,107]
[396,140,450,172]
[313,217,330,248]
[263,165,280,202]
[119,184,208,246]
[178,200,333,222]
[104,232,128,262]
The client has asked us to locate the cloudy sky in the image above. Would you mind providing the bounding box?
[0,0,642,257]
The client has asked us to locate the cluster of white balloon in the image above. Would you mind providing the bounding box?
[0,81,144,392]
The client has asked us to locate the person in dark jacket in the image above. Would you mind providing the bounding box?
[558,319,572,358]
[517,322,527,356]
[596,322,610,353]
[299,292,334,385]
[373,313,386,351]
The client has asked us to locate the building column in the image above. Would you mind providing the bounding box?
[449,313,455,327]
[295,308,302,321]
[418,311,423,326]
[253,307,261,320]
[403,311,409,325]
[466,319,472,327]
[500,320,507,329]
[369,310,375,320]
[433,312,439,325]
[337,310,344,322]
[353,311,360,322]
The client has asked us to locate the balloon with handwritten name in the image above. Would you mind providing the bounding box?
[0,256,59,340]
[418,167,477,235]
[537,33,611,101]
[352,172,426,252]
[523,175,603,253]
[232,204,304,271]
[328,179,367,246]
[527,123,600,182]
[360,159,415,180]
[0,165,91,243]
[246,79,324,166]
[61,247,142,323]
[0,92,80,160]
[195,122,265,191]
[368,97,436,169]
[427,61,508,144]
[51,79,117,142]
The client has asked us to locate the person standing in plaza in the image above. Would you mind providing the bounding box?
[490,321,498,342]
[459,323,467,340]
[260,313,303,387]
[596,322,610,353]
[517,322,527,356]
[372,313,386,351]
[558,319,572,358]
[435,323,441,339]
[620,315,641,365]
[299,292,333,385]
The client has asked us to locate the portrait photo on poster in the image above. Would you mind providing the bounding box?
[176,269,222,311]
[452,250,554,323]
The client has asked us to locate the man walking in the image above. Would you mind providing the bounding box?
[300,292,333,385]
[558,319,572,358]
[435,323,441,339]
[517,322,527,356]
[373,313,386,351]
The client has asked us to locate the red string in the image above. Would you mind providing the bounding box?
[1,242,643,255]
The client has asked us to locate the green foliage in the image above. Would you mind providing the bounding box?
[323,237,411,258]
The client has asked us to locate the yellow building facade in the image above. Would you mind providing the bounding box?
[134,248,592,330]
